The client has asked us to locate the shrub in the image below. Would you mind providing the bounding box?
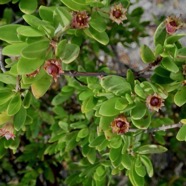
[0,0,186,185]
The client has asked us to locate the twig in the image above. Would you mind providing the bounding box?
[129,123,182,133]
[0,47,6,72]
[63,70,108,77]
[136,56,163,77]
[12,17,24,24]
[62,70,126,77]
[15,76,21,92]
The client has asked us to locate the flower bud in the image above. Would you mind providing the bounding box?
[71,11,90,29]
[44,59,63,82]
[111,114,130,134]
[146,93,164,112]
[110,3,127,25]
[165,16,182,35]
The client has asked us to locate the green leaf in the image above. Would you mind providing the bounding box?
[53,7,72,30]
[100,75,131,95]
[177,47,186,59]
[82,97,96,113]
[23,91,32,109]
[77,128,89,138]
[17,57,44,75]
[154,21,166,46]
[58,121,69,132]
[136,144,167,154]
[131,112,151,129]
[129,165,145,186]
[79,89,93,101]
[19,0,38,14]
[134,84,146,99]
[115,98,128,111]
[89,12,106,32]
[60,43,80,64]
[56,39,67,57]
[140,45,156,63]
[21,39,50,59]
[0,111,12,125]
[72,0,86,5]
[0,24,21,43]
[127,69,134,90]
[135,158,146,177]
[0,0,11,4]
[109,146,122,162]
[7,93,22,116]
[99,97,120,117]
[161,57,179,73]
[151,74,173,84]
[14,106,27,131]
[23,14,55,38]
[131,101,147,120]
[176,125,186,141]
[109,135,122,149]
[84,27,109,45]
[174,86,186,107]
[2,43,27,56]
[0,88,14,105]
[181,119,186,125]
[96,166,105,177]
[31,72,52,99]
[121,153,132,170]
[140,155,154,177]
[65,132,78,151]
[52,86,74,105]
[0,73,16,84]
[87,148,96,164]
[155,44,163,56]
[23,14,42,28]
[70,121,87,129]
[165,34,186,45]
[17,26,44,37]
[154,66,170,78]
[99,116,114,130]
[122,136,131,154]
[89,135,105,147]
[61,0,87,11]
[39,6,54,23]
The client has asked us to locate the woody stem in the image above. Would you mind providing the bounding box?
[129,123,182,133]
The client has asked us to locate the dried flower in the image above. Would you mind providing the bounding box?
[71,11,90,29]
[110,3,127,24]
[111,114,130,134]
[0,123,15,140]
[26,69,40,78]
[165,15,182,35]
[44,59,63,82]
[146,93,164,112]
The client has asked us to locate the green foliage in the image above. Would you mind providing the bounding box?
[0,0,186,185]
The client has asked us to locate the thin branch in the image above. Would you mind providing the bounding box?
[15,76,21,92]
[136,56,163,77]
[0,47,6,72]
[62,70,126,77]
[12,17,24,24]
[129,123,182,133]
[63,70,107,77]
